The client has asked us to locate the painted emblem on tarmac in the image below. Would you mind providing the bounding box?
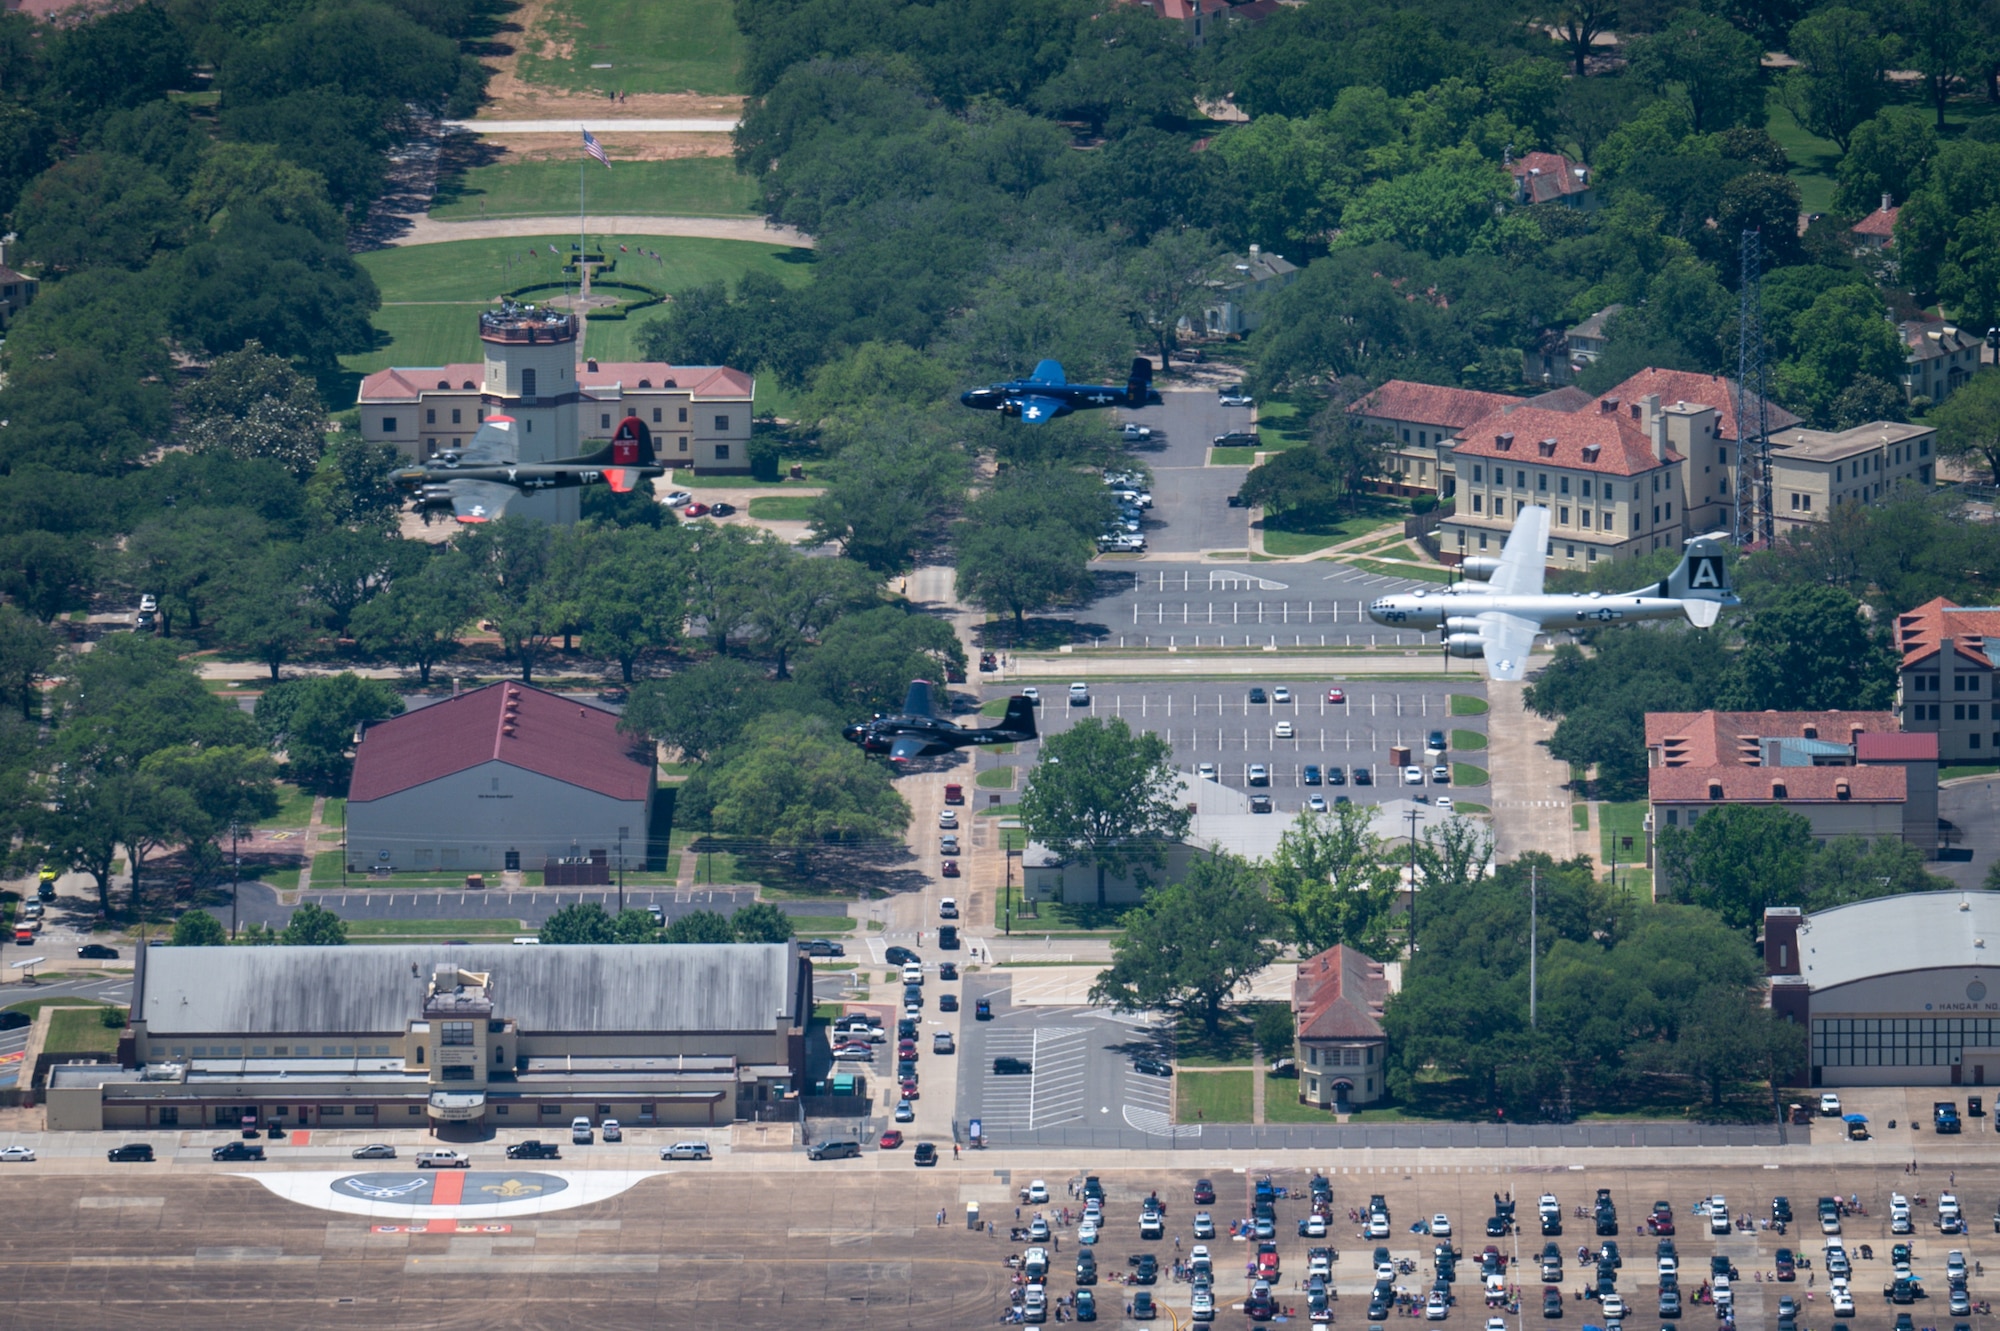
[331,1172,569,1204]
[339,1175,431,1200]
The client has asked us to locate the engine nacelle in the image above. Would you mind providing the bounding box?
[1446,633,1486,658]
[1458,557,1503,581]
[1444,616,1483,634]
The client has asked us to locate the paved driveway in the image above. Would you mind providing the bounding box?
[1084,562,1437,650]
[1114,389,1252,555]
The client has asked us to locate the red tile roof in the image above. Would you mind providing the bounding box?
[1292,945,1389,1042]
[1645,710,1897,766]
[1650,764,1906,804]
[1852,205,1898,239]
[579,363,752,398]
[359,364,483,402]
[1510,152,1591,203]
[1855,731,1939,763]
[1349,380,1519,431]
[1599,368,1801,440]
[1894,597,2000,669]
[1450,404,1674,476]
[348,683,653,803]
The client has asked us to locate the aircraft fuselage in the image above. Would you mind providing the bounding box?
[1367,589,1696,632]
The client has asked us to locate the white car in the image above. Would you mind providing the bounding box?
[1404,765,1425,785]
[939,896,958,916]
[1437,796,1453,811]
[1115,423,1153,441]
[600,1118,622,1141]
[1028,1215,1051,1242]
[1426,1291,1449,1320]
[138,594,157,613]
[663,490,693,507]
[661,1141,712,1160]
[1487,1319,1508,1331]
[1077,1218,1098,1244]
[1307,794,1328,812]
[1272,687,1291,703]
[894,1100,914,1122]
[1819,1091,1841,1115]
[1248,763,1269,785]
[1220,388,1253,407]
[1026,1179,1049,1203]
[1830,1284,1855,1317]
[1197,762,1217,780]
[938,810,958,829]
[1068,682,1090,705]
[1275,721,1295,739]
[1600,1294,1625,1319]
[1192,1286,1215,1321]
[1366,1213,1390,1238]
[0,1145,34,1162]
[1021,686,1040,705]
[1193,1212,1215,1239]
[1431,1213,1452,1237]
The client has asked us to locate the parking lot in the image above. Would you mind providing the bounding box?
[1081,563,1439,651]
[979,680,1489,802]
[1110,389,1252,556]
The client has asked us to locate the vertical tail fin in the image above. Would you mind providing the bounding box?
[1126,357,1154,407]
[997,696,1038,740]
[1657,532,1735,627]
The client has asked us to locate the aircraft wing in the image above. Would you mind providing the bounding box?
[1014,394,1067,423]
[901,680,936,718]
[887,735,928,763]
[1029,359,1066,385]
[1476,611,1541,682]
[1489,505,1551,596]
[460,417,520,467]
[448,479,517,524]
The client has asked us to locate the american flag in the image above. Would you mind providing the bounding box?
[583,128,610,167]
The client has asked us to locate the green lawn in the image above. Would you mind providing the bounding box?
[1600,799,1648,870]
[1262,509,1401,556]
[1572,804,1591,831]
[1450,801,1490,815]
[1941,764,2000,781]
[1210,447,1258,466]
[1176,1070,1254,1123]
[341,235,814,378]
[3,996,119,1018]
[788,914,855,934]
[46,1006,127,1054]
[260,783,318,828]
[1452,762,1489,787]
[516,0,744,96]
[1449,694,1489,716]
[1450,729,1487,751]
[432,157,758,221]
[976,766,1015,789]
[745,495,816,520]
[1262,1086,1336,1124]
[345,918,524,939]
[977,802,1021,818]
[1764,102,1842,217]
[1253,397,1315,451]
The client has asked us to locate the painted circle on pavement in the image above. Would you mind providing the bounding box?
[332,1171,569,1204]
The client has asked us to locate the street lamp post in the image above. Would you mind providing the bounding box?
[617,829,626,915]
[1405,806,1424,958]
[1005,847,1014,937]
[229,823,242,939]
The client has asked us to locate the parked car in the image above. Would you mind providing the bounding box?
[416,1150,469,1168]
[661,1141,712,1160]
[913,1143,938,1166]
[77,943,120,959]
[211,1142,264,1161]
[0,1145,35,1162]
[351,1144,397,1159]
[107,1143,155,1162]
[506,1140,562,1160]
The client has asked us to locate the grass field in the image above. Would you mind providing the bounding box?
[432,157,759,221]
[1450,729,1486,751]
[516,0,744,95]
[1449,694,1488,716]
[1262,510,1400,556]
[1177,1070,1254,1123]
[1572,804,1590,831]
[3,996,120,1018]
[46,1006,126,1054]
[1210,447,1258,466]
[1346,556,1452,584]
[341,236,815,380]
[976,766,1015,789]
[1764,102,1842,216]
[1452,762,1489,786]
[1261,1086,1335,1124]
[1600,799,1648,870]
[746,495,816,520]
[261,783,318,828]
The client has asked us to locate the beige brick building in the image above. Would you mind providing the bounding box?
[1895,598,2000,763]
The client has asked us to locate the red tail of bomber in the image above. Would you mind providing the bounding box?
[568,416,660,491]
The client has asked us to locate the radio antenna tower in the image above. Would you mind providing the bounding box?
[1734,228,1773,547]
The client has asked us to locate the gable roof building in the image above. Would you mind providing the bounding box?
[1508,150,1595,208]
[1850,194,1898,249]
[1350,380,1521,497]
[1291,945,1393,1110]
[1895,598,2000,763]
[1898,319,1984,406]
[345,682,657,876]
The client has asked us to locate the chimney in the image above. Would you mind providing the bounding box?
[1764,907,1803,976]
[1249,243,1260,256]
[452,677,461,698]
[1882,192,1893,213]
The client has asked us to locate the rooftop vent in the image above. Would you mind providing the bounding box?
[1538,438,1558,456]
[1803,725,1818,739]
[1581,444,1602,463]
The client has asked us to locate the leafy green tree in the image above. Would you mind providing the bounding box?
[664,908,737,943]
[1028,4,1191,135]
[1802,835,1953,908]
[307,436,405,530]
[1089,852,1282,1036]
[1931,374,2000,486]
[1541,0,1619,78]
[1628,11,1766,134]
[12,153,187,273]
[171,909,227,946]
[1835,109,1936,216]
[1338,155,1517,261]
[807,417,969,576]
[620,658,775,765]
[613,908,662,943]
[1772,284,1907,427]
[1892,0,1975,129]
[1252,1002,1296,1060]
[743,548,877,679]
[214,549,315,679]
[1527,628,1731,798]
[1779,8,1888,151]
[1655,804,1816,931]
[138,744,281,847]
[0,606,60,721]
[179,340,327,477]
[124,506,260,637]
[703,714,911,859]
[1122,229,1225,365]
[801,342,961,431]
[258,673,404,791]
[955,520,1095,631]
[731,901,795,943]
[575,525,690,682]
[0,531,98,625]
[1020,717,1191,906]
[48,1,191,113]
[1897,140,2000,325]
[795,606,967,715]
[539,902,617,943]
[1412,815,1496,896]
[186,142,345,245]
[280,901,347,945]
[168,210,380,369]
[1717,583,1898,711]
[1266,802,1400,959]
[947,249,1135,387]
[350,548,483,684]
[457,517,555,681]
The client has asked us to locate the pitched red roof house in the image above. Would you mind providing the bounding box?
[1449,403,1674,476]
[1598,368,1801,441]
[1348,381,1518,431]
[349,683,653,803]
[1894,597,2000,669]
[1645,711,1898,767]
[1852,195,1898,247]
[1291,945,1390,1042]
[1508,151,1592,205]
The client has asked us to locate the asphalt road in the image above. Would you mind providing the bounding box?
[976,680,1489,802]
[0,973,133,1088]
[1113,388,1252,555]
[1084,562,1438,651]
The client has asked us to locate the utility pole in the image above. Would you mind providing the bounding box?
[229,823,241,939]
[1406,807,1424,958]
[617,829,626,916]
[1734,227,1774,547]
[1528,864,1538,1030]
[1005,847,1014,937]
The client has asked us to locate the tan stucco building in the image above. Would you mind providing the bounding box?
[1895,598,2000,763]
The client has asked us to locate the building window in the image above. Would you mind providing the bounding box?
[653,408,662,423]
[442,1065,475,1080]
[409,1106,423,1115]
[1471,465,1483,483]
[1516,471,1527,488]
[541,1104,561,1115]
[1342,1047,1361,1066]
[1665,502,1672,519]
[678,437,689,452]
[323,1107,344,1116]
[426,409,435,425]
[1566,544,1575,558]
[159,1107,179,1125]
[496,1104,509,1115]
[601,413,611,430]
[1472,495,1483,513]
[382,416,397,433]
[714,415,730,430]
[1559,507,1569,524]
[441,1021,474,1047]
[1478,533,1489,550]
[1538,473,1548,491]
[452,408,461,424]
[678,407,688,422]
[1653,505,1661,523]
[715,444,730,459]
[1402,428,1411,442]
[1587,547,1596,562]
[1632,513,1641,533]
[521,369,536,398]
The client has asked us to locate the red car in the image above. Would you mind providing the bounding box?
[942,859,960,877]
[1256,1243,1280,1279]
[1194,1179,1217,1204]
[900,1079,920,1100]
[684,501,711,517]
[1648,1202,1675,1235]
[1326,688,1345,703]
[878,1130,904,1149]
[897,1039,918,1060]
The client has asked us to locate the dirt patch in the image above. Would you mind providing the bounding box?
[481,133,734,161]
[474,0,744,121]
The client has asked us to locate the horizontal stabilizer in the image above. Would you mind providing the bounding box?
[1684,599,1722,628]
